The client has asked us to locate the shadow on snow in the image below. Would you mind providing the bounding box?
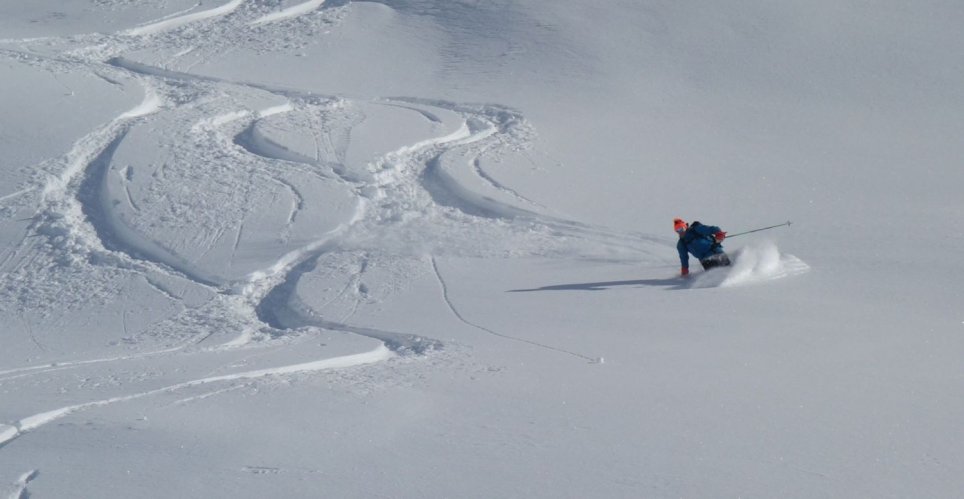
[508,277,686,292]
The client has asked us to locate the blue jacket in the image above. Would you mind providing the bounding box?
[677,221,725,270]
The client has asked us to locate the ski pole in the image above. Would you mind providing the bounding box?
[726,221,792,239]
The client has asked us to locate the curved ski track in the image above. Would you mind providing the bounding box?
[0,0,661,458]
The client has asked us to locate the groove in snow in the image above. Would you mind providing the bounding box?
[124,0,247,36]
[0,345,393,449]
[250,0,326,26]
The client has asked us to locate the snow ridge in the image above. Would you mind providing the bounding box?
[124,0,247,36]
[41,80,162,203]
[0,345,392,450]
[250,0,326,26]
[6,469,38,499]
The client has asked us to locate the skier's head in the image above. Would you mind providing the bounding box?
[674,218,688,235]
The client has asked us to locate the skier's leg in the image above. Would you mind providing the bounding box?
[717,253,731,266]
[699,253,731,270]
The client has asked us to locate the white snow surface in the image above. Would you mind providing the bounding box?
[1,1,963,497]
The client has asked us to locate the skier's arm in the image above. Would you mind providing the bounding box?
[695,224,726,243]
[677,239,689,270]
[692,224,721,236]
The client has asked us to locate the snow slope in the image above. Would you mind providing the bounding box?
[1,1,963,497]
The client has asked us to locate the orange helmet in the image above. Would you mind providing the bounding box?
[673,218,688,233]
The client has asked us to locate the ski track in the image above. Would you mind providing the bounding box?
[122,182,139,212]
[123,0,247,36]
[471,156,547,210]
[0,338,214,383]
[41,83,160,204]
[431,257,600,363]
[24,322,46,354]
[250,0,326,26]
[0,345,393,450]
[268,176,306,228]
[35,77,164,280]
[0,227,36,275]
[142,274,187,303]
[170,383,247,406]
[8,469,38,499]
[231,222,245,257]
[73,126,224,287]
[0,2,679,458]
[0,188,34,204]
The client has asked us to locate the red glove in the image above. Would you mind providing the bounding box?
[714,231,726,242]
[681,267,689,277]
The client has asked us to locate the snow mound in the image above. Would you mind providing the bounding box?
[0,424,17,443]
[689,241,809,288]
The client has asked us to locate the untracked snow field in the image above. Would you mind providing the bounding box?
[2,1,963,497]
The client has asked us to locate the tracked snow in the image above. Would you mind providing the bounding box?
[1,1,963,498]
[250,0,327,26]
[123,0,247,36]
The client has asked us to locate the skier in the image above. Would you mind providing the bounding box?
[674,218,731,276]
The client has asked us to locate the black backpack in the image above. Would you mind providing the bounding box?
[683,221,721,249]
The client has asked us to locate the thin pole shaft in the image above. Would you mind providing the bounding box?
[727,221,792,238]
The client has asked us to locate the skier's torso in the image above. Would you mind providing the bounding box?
[678,222,724,260]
